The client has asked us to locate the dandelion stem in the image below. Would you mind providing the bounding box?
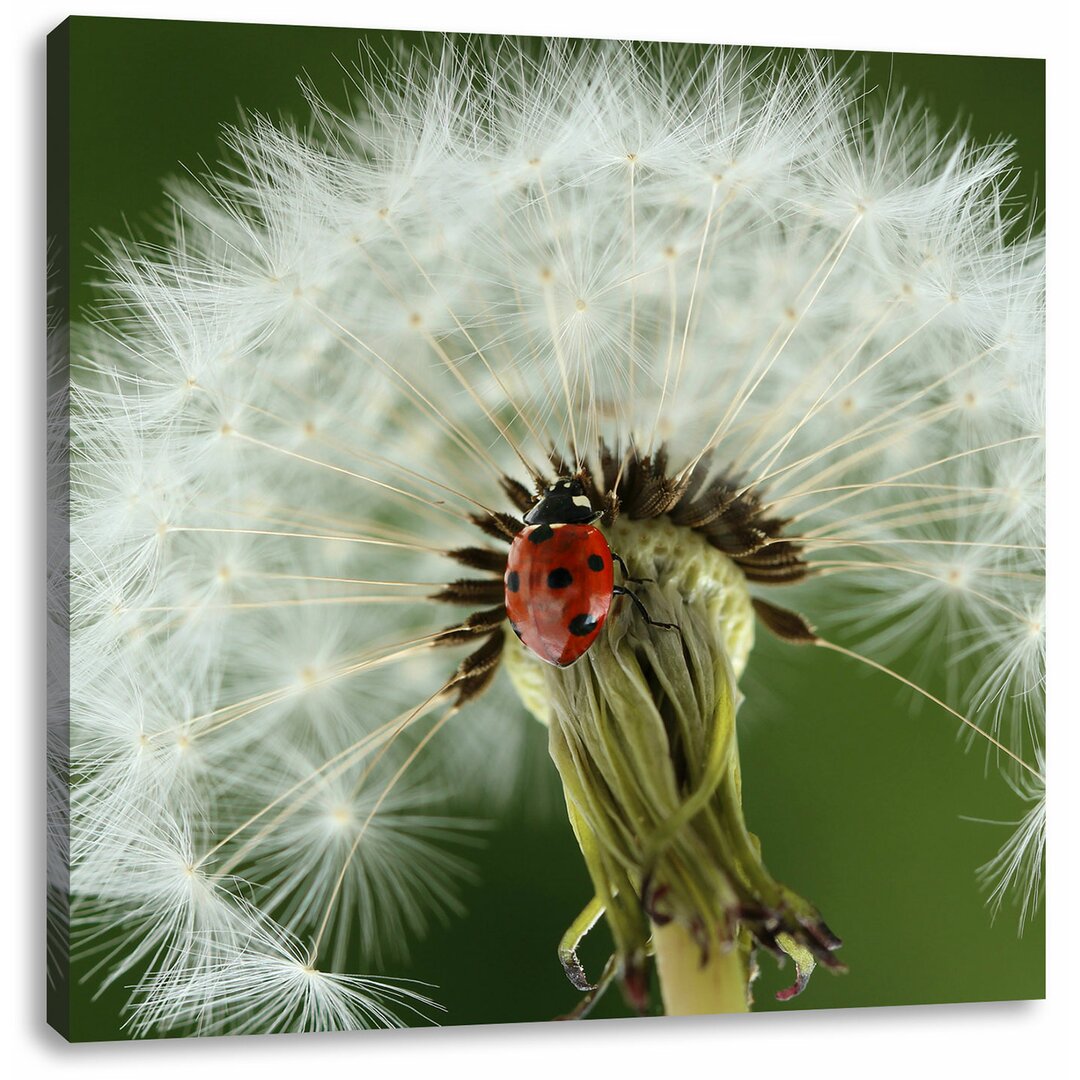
[652,922,748,1015]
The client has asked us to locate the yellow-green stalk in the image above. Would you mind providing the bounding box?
[504,517,841,1015]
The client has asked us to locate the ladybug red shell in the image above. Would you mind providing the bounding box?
[505,522,615,667]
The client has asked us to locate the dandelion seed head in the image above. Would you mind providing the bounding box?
[977,759,1046,935]
[128,915,438,1036]
[70,37,1044,1031]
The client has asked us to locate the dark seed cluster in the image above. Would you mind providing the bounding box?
[431,444,815,705]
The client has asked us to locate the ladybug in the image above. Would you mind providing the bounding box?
[504,478,678,667]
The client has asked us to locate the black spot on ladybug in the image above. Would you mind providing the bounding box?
[587,553,605,572]
[568,613,598,637]
[528,523,554,544]
[505,570,520,592]
[547,568,573,589]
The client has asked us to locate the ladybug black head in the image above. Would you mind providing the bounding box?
[523,478,600,526]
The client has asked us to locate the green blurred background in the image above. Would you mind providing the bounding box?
[55,16,1045,1039]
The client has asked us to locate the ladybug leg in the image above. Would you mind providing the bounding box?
[611,551,653,584]
[612,585,680,633]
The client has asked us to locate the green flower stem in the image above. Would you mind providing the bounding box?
[505,517,843,1015]
[652,921,749,1015]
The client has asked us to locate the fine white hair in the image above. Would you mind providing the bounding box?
[68,38,1044,1033]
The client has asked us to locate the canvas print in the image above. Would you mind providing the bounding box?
[47,17,1045,1040]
